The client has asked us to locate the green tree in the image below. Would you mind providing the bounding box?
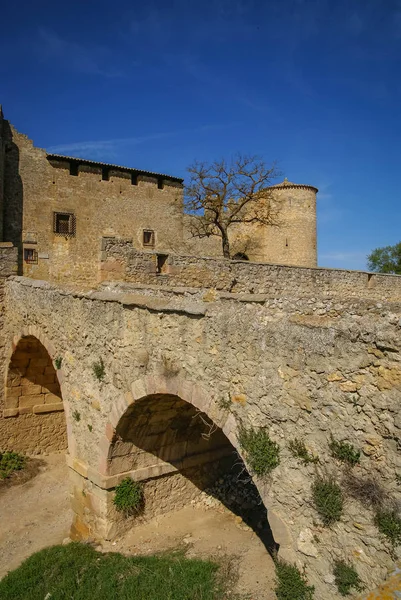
[367,242,401,274]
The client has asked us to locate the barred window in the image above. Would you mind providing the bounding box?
[53,212,76,236]
[24,248,38,264]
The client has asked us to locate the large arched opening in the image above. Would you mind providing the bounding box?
[107,392,276,553]
[2,334,67,454]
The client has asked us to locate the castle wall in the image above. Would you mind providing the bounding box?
[100,238,401,301]
[2,125,184,285]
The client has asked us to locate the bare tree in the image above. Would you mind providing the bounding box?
[185,154,281,259]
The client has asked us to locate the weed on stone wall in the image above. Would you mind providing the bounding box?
[374,508,401,546]
[312,476,344,525]
[333,560,363,596]
[72,410,81,422]
[274,559,315,600]
[238,427,280,477]
[113,478,144,516]
[92,358,105,382]
[329,437,360,466]
[288,438,319,465]
[54,356,62,370]
[343,473,385,509]
[0,451,25,479]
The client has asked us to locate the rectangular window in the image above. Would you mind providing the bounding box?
[24,248,38,264]
[143,230,155,247]
[53,212,76,236]
[69,163,79,176]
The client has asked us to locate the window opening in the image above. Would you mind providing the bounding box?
[69,163,79,176]
[53,212,76,236]
[24,248,38,264]
[156,254,169,274]
[143,230,155,247]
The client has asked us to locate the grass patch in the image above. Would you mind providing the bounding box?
[333,560,363,596]
[93,358,105,382]
[0,543,225,600]
[288,439,319,464]
[239,427,280,477]
[0,451,25,479]
[374,508,401,546]
[113,478,144,516]
[329,437,360,466]
[312,476,343,525]
[274,559,315,600]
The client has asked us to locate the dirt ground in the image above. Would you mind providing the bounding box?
[0,454,276,598]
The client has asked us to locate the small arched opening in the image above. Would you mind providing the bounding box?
[2,335,67,454]
[232,252,249,261]
[108,393,276,553]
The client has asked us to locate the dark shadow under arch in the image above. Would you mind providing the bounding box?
[108,393,277,554]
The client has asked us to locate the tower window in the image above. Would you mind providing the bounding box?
[53,212,76,236]
[143,230,155,247]
[157,178,164,190]
[156,254,168,274]
[69,163,79,176]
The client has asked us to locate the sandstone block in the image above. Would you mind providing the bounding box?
[33,403,64,414]
[21,384,42,396]
[19,394,44,407]
[6,386,22,397]
[45,393,62,404]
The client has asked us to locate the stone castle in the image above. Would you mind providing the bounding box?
[0,106,318,285]
[0,108,401,599]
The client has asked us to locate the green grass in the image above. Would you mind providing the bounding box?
[274,559,315,600]
[312,476,344,525]
[0,543,225,600]
[333,560,363,596]
[0,451,25,479]
[113,478,144,515]
[238,427,280,477]
[288,438,319,465]
[329,437,360,466]
[374,508,401,546]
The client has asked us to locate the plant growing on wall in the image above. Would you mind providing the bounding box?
[374,508,401,546]
[333,560,363,596]
[329,436,360,466]
[185,154,281,258]
[274,559,315,600]
[72,410,81,422]
[239,426,280,476]
[312,476,343,525]
[113,478,144,516]
[288,438,319,464]
[92,358,105,382]
[54,356,62,370]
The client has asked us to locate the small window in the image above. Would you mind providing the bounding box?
[24,248,38,264]
[131,173,138,186]
[53,212,76,236]
[156,254,168,274]
[157,178,164,190]
[69,163,79,176]
[102,168,109,181]
[143,230,155,247]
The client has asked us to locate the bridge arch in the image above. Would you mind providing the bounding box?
[100,375,277,552]
[1,326,73,455]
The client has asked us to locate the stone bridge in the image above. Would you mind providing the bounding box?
[1,269,401,598]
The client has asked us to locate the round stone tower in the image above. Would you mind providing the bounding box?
[244,178,318,268]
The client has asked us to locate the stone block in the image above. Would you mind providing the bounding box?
[21,384,42,396]
[45,393,62,404]
[3,408,19,418]
[19,394,44,407]
[33,403,64,414]
[41,383,61,394]
[6,386,22,398]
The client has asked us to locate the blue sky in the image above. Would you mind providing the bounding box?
[1,0,400,270]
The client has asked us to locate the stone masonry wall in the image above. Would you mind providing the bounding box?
[3,275,401,598]
[100,237,401,301]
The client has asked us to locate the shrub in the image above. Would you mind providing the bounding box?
[333,560,363,596]
[288,438,319,464]
[312,476,343,525]
[374,508,401,546]
[343,473,385,508]
[274,559,315,600]
[92,358,105,382]
[114,478,144,516]
[239,427,280,477]
[0,452,25,479]
[54,356,62,370]
[329,437,360,466]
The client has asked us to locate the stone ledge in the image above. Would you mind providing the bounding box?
[33,402,64,414]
